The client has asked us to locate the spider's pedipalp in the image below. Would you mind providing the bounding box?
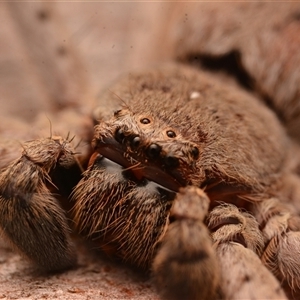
[0,137,79,271]
[208,203,287,299]
[153,186,220,300]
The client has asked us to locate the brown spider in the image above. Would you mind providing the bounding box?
[0,64,300,299]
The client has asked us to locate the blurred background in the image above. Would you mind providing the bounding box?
[1,2,300,140]
[0,2,174,122]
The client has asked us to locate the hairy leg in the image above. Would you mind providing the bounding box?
[253,198,300,292]
[153,186,220,300]
[208,204,287,299]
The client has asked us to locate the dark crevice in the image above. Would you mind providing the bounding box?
[183,51,255,91]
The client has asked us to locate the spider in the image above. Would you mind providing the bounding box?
[0,64,299,300]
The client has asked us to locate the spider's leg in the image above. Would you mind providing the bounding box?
[253,198,300,295]
[153,186,220,300]
[0,156,76,271]
[208,203,287,300]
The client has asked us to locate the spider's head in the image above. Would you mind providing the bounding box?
[73,105,205,267]
[91,107,203,193]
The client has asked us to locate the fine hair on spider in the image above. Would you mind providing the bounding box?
[0,135,80,271]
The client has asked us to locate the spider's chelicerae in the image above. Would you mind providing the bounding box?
[1,64,300,300]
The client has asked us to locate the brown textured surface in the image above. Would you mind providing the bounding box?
[1,2,300,300]
[0,238,157,300]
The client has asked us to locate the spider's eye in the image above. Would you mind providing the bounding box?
[164,155,179,168]
[166,130,176,138]
[115,128,126,143]
[147,143,162,159]
[140,118,151,124]
[131,136,141,148]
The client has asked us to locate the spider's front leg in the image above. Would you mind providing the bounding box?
[0,137,79,271]
[208,204,287,300]
[253,198,300,296]
[153,186,220,300]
